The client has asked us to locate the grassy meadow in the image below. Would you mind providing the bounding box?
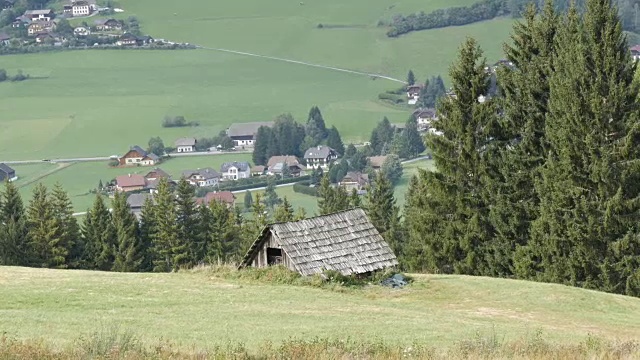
[1,266,640,353]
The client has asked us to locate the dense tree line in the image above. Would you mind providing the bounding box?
[388,0,640,37]
[368,116,426,158]
[252,107,345,166]
[0,178,306,272]
[404,0,640,297]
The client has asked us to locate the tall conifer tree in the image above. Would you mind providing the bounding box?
[404,38,496,275]
[51,183,81,268]
[82,194,114,270]
[151,178,182,272]
[0,181,28,266]
[26,184,64,268]
[111,192,144,272]
[175,178,199,266]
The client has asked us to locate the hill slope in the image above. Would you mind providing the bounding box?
[1,266,639,350]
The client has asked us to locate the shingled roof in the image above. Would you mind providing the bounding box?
[240,208,398,276]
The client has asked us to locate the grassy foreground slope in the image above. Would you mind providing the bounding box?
[1,266,639,350]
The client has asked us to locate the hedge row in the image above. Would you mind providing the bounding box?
[293,183,319,197]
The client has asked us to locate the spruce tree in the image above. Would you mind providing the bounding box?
[526,0,640,295]
[381,154,403,186]
[306,106,328,145]
[407,70,416,85]
[404,116,426,157]
[244,193,268,253]
[51,183,81,268]
[175,178,199,266]
[26,184,64,268]
[317,174,334,215]
[482,2,560,277]
[349,188,362,208]
[243,190,253,212]
[138,196,156,272]
[111,192,144,272]
[82,194,114,270]
[326,126,345,155]
[151,178,182,272]
[403,38,496,275]
[365,172,402,256]
[293,207,307,221]
[263,177,281,209]
[274,197,294,222]
[252,126,274,166]
[0,180,28,266]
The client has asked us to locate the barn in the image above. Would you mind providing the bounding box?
[240,208,398,276]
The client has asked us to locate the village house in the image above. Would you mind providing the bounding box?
[28,21,56,36]
[2,0,14,10]
[0,33,11,46]
[240,208,398,276]
[24,9,54,22]
[0,163,16,182]
[71,0,91,17]
[196,191,236,208]
[631,45,640,61]
[118,146,160,167]
[266,155,304,177]
[303,145,339,169]
[126,193,153,220]
[226,121,274,147]
[406,84,423,105]
[367,155,387,173]
[136,35,154,45]
[73,26,90,36]
[220,161,251,180]
[143,167,172,192]
[115,174,146,192]
[174,137,196,153]
[251,165,266,176]
[35,32,57,44]
[12,15,30,28]
[339,171,369,192]
[116,32,137,46]
[94,18,122,31]
[413,108,437,129]
[182,168,220,187]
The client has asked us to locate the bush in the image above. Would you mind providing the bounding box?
[293,183,319,197]
[378,92,405,104]
[162,115,199,128]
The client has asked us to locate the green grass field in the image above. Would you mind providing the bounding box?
[1,266,639,351]
[0,0,513,161]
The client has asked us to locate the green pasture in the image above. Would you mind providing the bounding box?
[15,154,251,211]
[1,266,639,350]
[236,184,319,216]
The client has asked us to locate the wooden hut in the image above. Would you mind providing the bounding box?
[240,208,398,276]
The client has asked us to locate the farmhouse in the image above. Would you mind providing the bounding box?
[240,208,398,276]
[182,168,220,187]
[339,171,369,192]
[303,145,339,169]
[267,155,303,177]
[116,32,137,46]
[71,0,91,16]
[118,146,160,166]
[631,45,640,61]
[0,33,11,45]
[174,137,196,153]
[144,167,170,181]
[115,174,146,192]
[35,32,57,43]
[413,108,437,128]
[0,163,16,182]
[2,0,14,10]
[220,161,251,180]
[406,84,423,105]
[126,193,153,219]
[28,21,56,36]
[73,26,90,36]
[251,165,266,176]
[24,9,54,22]
[367,156,387,172]
[94,18,122,31]
[226,121,274,147]
[12,15,30,28]
[196,191,236,208]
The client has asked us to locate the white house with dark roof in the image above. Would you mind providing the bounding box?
[174,137,196,153]
[220,161,251,180]
[182,168,220,187]
[24,9,54,21]
[303,145,339,169]
[226,121,274,147]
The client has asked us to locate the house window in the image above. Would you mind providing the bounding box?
[267,248,283,265]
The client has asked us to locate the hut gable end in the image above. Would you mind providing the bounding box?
[241,208,398,276]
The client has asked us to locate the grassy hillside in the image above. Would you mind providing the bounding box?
[1,266,639,352]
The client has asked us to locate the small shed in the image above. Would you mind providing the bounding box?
[240,208,398,276]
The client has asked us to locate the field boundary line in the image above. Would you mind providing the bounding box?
[17,162,76,189]
[197,46,406,83]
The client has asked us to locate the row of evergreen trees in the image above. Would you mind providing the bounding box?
[403,0,640,296]
[0,178,307,272]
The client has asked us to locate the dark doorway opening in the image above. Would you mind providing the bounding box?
[267,247,283,265]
